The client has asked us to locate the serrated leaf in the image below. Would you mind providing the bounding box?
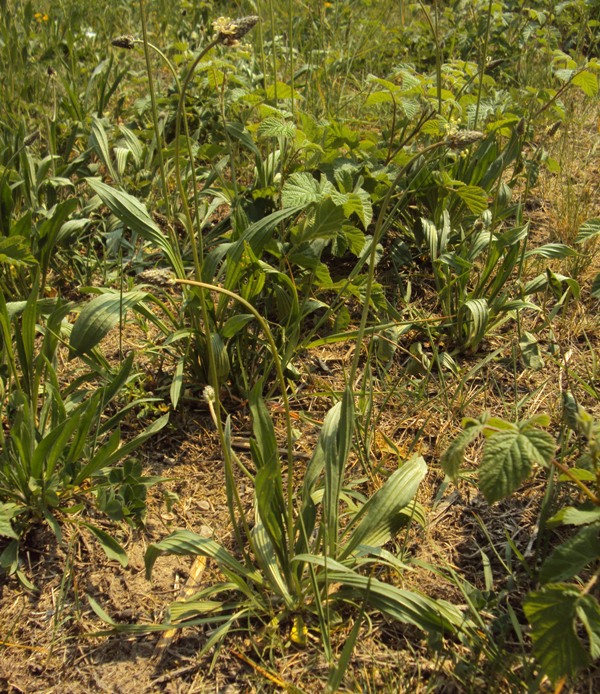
[257,117,296,139]
[548,505,600,527]
[301,199,346,242]
[575,217,600,243]
[572,70,598,96]
[342,190,373,229]
[540,524,600,583]
[281,172,322,208]
[479,428,555,503]
[69,291,147,357]
[524,584,592,683]
[577,595,600,660]
[454,185,489,215]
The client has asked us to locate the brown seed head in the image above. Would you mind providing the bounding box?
[112,35,136,50]
[545,120,561,138]
[212,16,259,47]
[447,130,484,150]
[24,130,41,147]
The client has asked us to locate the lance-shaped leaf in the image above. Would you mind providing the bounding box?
[145,529,264,586]
[69,290,147,357]
[340,456,426,559]
[87,178,184,275]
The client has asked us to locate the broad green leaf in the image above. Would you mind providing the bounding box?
[0,236,35,266]
[548,505,600,527]
[0,503,20,540]
[251,521,293,607]
[519,331,544,370]
[220,313,254,339]
[323,387,354,555]
[572,70,598,96]
[341,190,373,229]
[69,290,147,357]
[524,584,592,683]
[341,456,426,559]
[170,356,185,409]
[282,172,323,207]
[91,115,119,183]
[300,199,345,242]
[539,524,600,584]
[327,569,467,634]
[577,595,600,660]
[591,272,600,299]
[479,427,555,503]
[575,217,600,243]
[31,412,81,479]
[83,522,128,567]
[257,117,296,139]
[455,185,489,215]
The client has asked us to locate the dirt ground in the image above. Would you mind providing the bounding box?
[1,104,599,692]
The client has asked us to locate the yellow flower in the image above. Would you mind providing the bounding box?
[34,12,49,22]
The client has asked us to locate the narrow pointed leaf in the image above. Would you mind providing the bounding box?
[341,456,426,559]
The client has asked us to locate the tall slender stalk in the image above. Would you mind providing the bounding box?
[473,0,493,129]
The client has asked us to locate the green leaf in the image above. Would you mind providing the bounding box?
[170,356,185,409]
[83,522,128,567]
[145,529,263,585]
[577,595,600,660]
[441,423,485,481]
[69,290,147,357]
[87,178,183,275]
[591,273,600,299]
[302,199,346,242]
[524,584,593,683]
[458,298,489,351]
[220,314,254,339]
[575,217,600,243]
[257,117,296,139]
[75,414,168,484]
[479,427,555,503]
[454,185,489,215]
[0,236,35,266]
[548,505,600,527]
[0,503,21,540]
[572,70,598,96]
[340,456,426,559]
[91,115,119,183]
[539,524,600,584]
[524,243,576,259]
[282,172,323,207]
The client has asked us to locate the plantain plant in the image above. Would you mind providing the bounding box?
[0,280,168,585]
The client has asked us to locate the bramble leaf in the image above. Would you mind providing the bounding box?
[479,428,554,503]
[524,584,597,683]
